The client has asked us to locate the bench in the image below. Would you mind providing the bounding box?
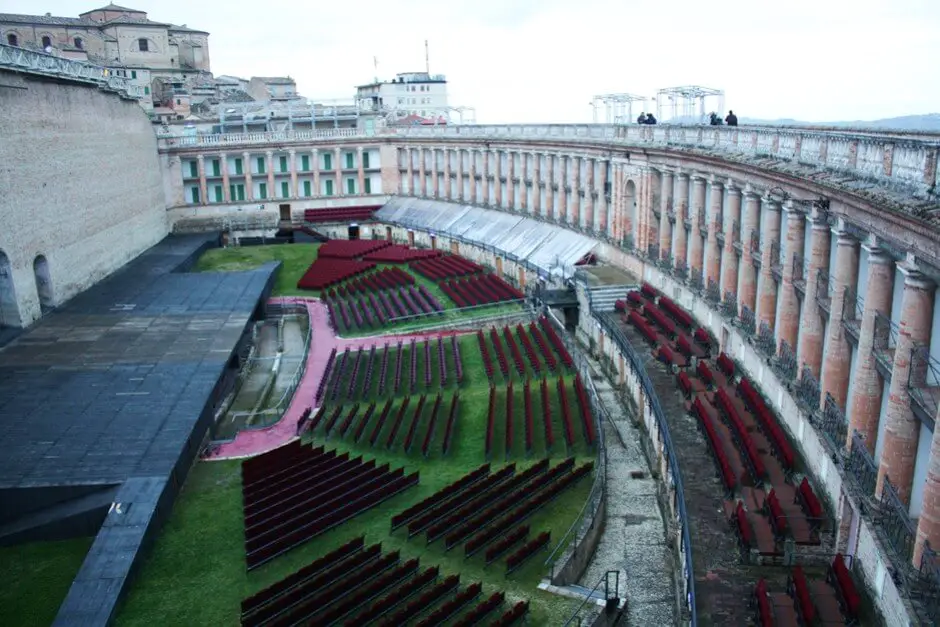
[717,352,736,377]
[829,553,861,620]
[754,579,773,627]
[787,565,816,625]
[733,501,754,552]
[765,489,788,539]
[796,477,823,525]
[696,361,714,385]
[678,371,693,396]
[692,399,736,492]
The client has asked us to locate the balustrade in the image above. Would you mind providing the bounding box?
[817,393,848,451]
[773,339,798,381]
[689,267,703,291]
[909,345,940,424]
[705,278,721,303]
[880,477,917,565]
[721,291,738,319]
[740,305,757,337]
[796,365,821,414]
[918,543,940,625]
[756,321,776,357]
[847,430,878,497]
[731,220,741,247]
[674,259,689,280]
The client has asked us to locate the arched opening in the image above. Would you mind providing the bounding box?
[74,37,84,49]
[6,33,18,46]
[0,250,20,328]
[33,255,54,313]
[41,35,52,49]
[624,179,637,245]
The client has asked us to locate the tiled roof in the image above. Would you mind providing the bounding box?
[99,15,170,27]
[0,12,92,26]
[253,76,295,84]
[169,24,209,34]
[80,4,146,15]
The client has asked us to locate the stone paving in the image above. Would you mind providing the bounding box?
[578,353,677,625]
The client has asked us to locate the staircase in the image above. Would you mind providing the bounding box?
[587,285,632,313]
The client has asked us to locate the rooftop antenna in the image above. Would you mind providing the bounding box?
[425,40,429,74]
[373,56,379,83]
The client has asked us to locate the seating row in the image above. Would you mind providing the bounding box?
[297,257,376,290]
[572,374,596,446]
[503,326,527,377]
[539,316,574,368]
[413,581,481,627]
[377,576,463,627]
[491,601,530,627]
[441,273,522,308]
[628,309,658,344]
[640,282,660,300]
[326,284,444,331]
[453,592,507,627]
[505,531,551,574]
[363,243,442,263]
[314,347,337,406]
[557,376,576,447]
[738,378,795,471]
[691,398,736,493]
[303,206,379,223]
[529,321,560,372]
[317,238,391,259]
[658,295,694,328]
[643,302,677,337]
[442,393,461,456]
[391,464,490,530]
[715,388,767,483]
[323,266,415,299]
[406,465,517,537]
[411,254,482,281]
[489,328,510,379]
[342,565,440,625]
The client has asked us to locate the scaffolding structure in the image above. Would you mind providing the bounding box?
[591,93,649,124]
[654,86,724,124]
[381,104,477,125]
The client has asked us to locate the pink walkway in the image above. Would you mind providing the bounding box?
[207,296,470,460]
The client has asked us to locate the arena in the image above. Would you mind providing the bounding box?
[2,39,940,627]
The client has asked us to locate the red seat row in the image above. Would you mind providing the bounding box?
[765,489,788,538]
[643,303,677,336]
[303,206,380,223]
[830,553,861,619]
[538,317,574,368]
[297,257,376,290]
[716,388,767,482]
[441,274,522,307]
[677,334,694,357]
[692,398,736,492]
[614,299,627,312]
[788,565,816,625]
[797,477,823,521]
[738,378,795,471]
[659,345,676,366]
[627,291,643,305]
[717,352,736,377]
[754,579,773,627]
[697,361,714,385]
[629,310,658,344]
[694,327,711,346]
[318,238,391,259]
[411,254,482,281]
[658,296,694,328]
[641,282,660,300]
[734,501,754,549]
[363,244,442,263]
[678,371,693,396]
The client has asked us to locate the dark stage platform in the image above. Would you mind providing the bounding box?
[0,234,278,626]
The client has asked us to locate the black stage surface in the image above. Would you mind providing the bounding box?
[0,234,278,626]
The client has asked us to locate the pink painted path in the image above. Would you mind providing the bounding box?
[207,297,471,460]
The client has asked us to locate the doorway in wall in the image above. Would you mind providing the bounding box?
[348,224,360,240]
[0,250,19,327]
[33,255,54,314]
[278,203,291,221]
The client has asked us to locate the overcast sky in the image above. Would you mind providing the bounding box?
[6,0,939,123]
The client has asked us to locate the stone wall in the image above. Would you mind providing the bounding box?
[0,71,168,326]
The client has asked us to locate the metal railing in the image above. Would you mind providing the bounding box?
[918,542,940,624]
[721,291,738,319]
[756,321,776,357]
[595,310,697,626]
[816,269,833,312]
[750,232,762,265]
[543,308,608,587]
[818,393,848,451]
[881,476,917,564]
[796,365,821,414]
[689,267,703,291]
[773,339,798,382]
[705,278,721,303]
[874,312,900,375]
[563,571,621,627]
[674,259,689,280]
[0,43,143,99]
[740,305,757,337]
[770,241,782,279]
[647,243,660,262]
[731,220,741,247]
[846,430,878,497]
[793,254,807,292]
[909,345,940,421]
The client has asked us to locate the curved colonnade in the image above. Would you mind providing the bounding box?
[163,123,940,625]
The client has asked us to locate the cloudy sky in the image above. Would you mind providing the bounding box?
[6,0,939,123]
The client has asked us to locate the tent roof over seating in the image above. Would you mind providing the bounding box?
[376,197,599,277]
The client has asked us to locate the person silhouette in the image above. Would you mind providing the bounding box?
[725,110,738,126]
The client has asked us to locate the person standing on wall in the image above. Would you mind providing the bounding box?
[725,110,738,126]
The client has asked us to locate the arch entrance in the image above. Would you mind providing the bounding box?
[0,250,20,327]
[33,255,54,313]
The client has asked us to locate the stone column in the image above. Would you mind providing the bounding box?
[404,147,413,194]
[916,407,940,566]
[332,147,341,196]
[312,149,320,197]
[758,196,782,329]
[265,151,276,198]
[720,181,741,298]
[571,156,581,227]
[597,159,608,235]
[290,149,299,197]
[531,152,541,217]
[493,149,502,208]
[635,168,648,250]
[737,186,761,315]
[557,155,567,221]
[672,171,690,266]
[442,148,452,201]
[418,147,427,197]
[221,153,231,202]
[877,264,936,504]
[705,177,723,285]
[455,148,464,202]
[519,152,528,213]
[482,149,491,205]
[797,210,832,377]
[689,174,706,274]
[544,153,554,221]
[777,202,805,351]
[821,224,860,412]
[659,170,674,259]
[469,149,478,205]
[196,155,208,204]
[507,151,516,210]
[848,244,895,452]
[584,158,595,231]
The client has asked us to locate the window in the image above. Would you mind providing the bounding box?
[258,183,267,199]
[138,38,149,52]
[347,178,356,194]
[362,152,370,169]
[301,155,310,171]
[364,178,372,194]
[256,156,265,174]
[234,158,243,175]
[281,181,289,198]
[214,186,223,202]
[230,184,245,201]
[176,99,181,106]
[303,180,311,197]
[345,152,354,169]
[188,161,198,178]
[323,153,332,170]
[325,180,334,196]
[279,155,288,172]
[212,160,220,177]
[144,86,150,95]
[190,187,200,203]
[41,36,52,49]
[74,37,83,49]
[7,34,18,47]
[131,70,137,79]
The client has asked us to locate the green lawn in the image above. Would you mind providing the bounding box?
[192,244,525,334]
[0,537,93,627]
[115,334,594,626]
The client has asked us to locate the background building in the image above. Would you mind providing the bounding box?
[356,71,448,121]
